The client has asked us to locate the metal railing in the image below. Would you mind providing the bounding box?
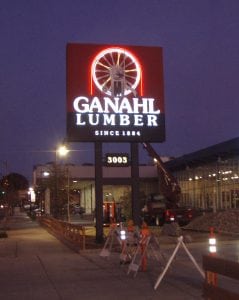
[39,216,86,251]
[203,255,239,300]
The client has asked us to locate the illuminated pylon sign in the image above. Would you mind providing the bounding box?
[91,47,141,97]
[66,43,165,142]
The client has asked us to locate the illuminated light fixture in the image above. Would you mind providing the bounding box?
[91,47,142,96]
[189,178,193,181]
[28,187,36,203]
[57,145,69,156]
[43,171,50,177]
[153,158,158,163]
[222,170,232,174]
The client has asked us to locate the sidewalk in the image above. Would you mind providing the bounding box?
[0,212,206,300]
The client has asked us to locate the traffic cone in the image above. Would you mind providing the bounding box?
[206,227,218,286]
[140,222,150,271]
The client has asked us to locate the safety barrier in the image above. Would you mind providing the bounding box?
[39,216,86,251]
[202,255,239,300]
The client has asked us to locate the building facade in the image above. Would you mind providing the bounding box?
[33,163,159,221]
[32,137,239,219]
[166,137,239,212]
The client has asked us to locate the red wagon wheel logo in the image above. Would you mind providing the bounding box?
[91,47,141,97]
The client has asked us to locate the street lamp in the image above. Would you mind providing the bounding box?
[28,187,36,215]
[57,144,71,222]
[57,145,69,157]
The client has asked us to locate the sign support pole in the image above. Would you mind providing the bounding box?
[95,141,104,243]
[131,143,140,226]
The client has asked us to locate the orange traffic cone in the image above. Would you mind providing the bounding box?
[206,227,218,286]
[140,222,150,271]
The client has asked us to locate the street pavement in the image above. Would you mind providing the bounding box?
[0,211,238,300]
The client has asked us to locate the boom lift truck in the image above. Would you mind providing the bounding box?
[142,143,182,226]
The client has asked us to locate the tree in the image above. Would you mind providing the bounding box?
[35,164,69,218]
[1,173,29,190]
[0,173,29,207]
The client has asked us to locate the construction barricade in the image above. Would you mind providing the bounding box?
[120,220,139,264]
[154,235,205,290]
[100,221,122,258]
[202,255,239,300]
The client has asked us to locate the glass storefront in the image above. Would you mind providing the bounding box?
[174,156,239,211]
[69,179,158,222]
[103,185,132,223]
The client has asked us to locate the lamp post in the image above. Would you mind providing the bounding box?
[0,161,9,214]
[56,145,70,222]
[28,187,36,215]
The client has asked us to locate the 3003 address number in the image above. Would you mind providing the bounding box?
[105,154,129,166]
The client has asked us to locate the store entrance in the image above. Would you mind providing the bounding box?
[103,185,132,224]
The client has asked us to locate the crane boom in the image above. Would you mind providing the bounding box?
[142,142,181,207]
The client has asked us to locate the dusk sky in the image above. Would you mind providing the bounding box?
[0,0,239,182]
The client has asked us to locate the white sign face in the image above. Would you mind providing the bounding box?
[67,44,165,142]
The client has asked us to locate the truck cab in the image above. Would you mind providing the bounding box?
[142,193,177,226]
